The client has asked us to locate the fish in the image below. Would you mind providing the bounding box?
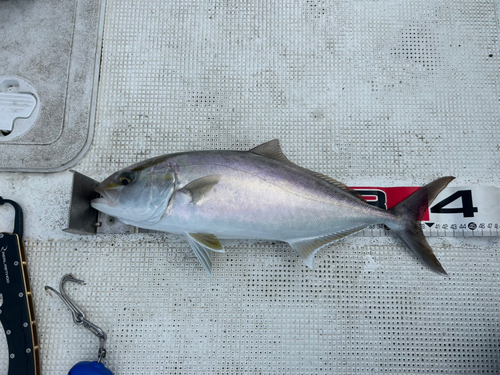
[91,140,454,276]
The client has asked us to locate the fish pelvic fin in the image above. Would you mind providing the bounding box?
[388,176,455,276]
[186,233,215,275]
[289,227,365,268]
[188,233,225,253]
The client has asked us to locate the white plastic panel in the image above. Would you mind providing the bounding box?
[0,0,103,171]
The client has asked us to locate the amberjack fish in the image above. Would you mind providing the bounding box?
[91,140,453,275]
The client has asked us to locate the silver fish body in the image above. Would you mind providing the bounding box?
[91,140,453,275]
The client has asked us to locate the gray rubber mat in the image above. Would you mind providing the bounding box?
[0,0,498,373]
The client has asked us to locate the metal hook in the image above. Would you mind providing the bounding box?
[45,274,108,363]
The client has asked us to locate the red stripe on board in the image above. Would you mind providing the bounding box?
[350,187,429,221]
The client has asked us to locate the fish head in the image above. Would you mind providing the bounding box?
[91,159,176,225]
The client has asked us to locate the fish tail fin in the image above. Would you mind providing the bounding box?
[387,176,455,276]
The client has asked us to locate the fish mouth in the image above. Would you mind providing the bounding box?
[90,197,110,208]
[90,197,116,217]
[91,187,120,211]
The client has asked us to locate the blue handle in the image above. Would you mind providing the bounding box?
[68,361,113,375]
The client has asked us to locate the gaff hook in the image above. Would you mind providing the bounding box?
[45,274,108,363]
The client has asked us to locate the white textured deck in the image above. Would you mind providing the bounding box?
[0,0,499,373]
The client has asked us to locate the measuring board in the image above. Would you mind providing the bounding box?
[114,186,500,238]
[94,185,500,237]
[351,186,500,237]
[74,167,499,238]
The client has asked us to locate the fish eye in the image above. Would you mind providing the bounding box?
[119,177,131,186]
[118,172,134,186]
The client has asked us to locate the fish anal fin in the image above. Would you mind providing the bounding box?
[180,175,220,204]
[188,233,225,253]
[185,234,214,275]
[249,139,291,164]
[289,227,364,268]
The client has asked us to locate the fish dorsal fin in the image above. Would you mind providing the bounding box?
[180,175,220,204]
[249,140,364,201]
[188,233,225,253]
[308,171,365,201]
[185,233,214,275]
[249,139,291,164]
[288,227,365,268]
[309,171,350,191]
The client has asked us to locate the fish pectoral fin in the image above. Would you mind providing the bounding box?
[288,227,364,268]
[180,175,220,204]
[186,234,214,275]
[187,233,225,253]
